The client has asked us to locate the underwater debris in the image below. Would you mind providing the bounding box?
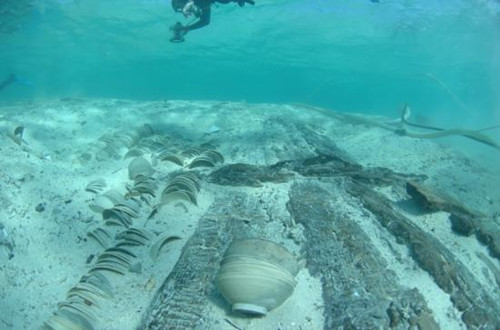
[179,147,202,158]
[95,125,154,160]
[44,123,223,329]
[89,194,115,214]
[89,189,127,214]
[293,103,500,150]
[43,309,95,330]
[158,151,186,166]
[188,149,224,168]
[14,126,24,138]
[87,228,113,249]
[400,127,500,150]
[394,104,500,150]
[124,147,146,159]
[35,203,46,213]
[7,126,25,145]
[149,234,182,262]
[406,181,479,213]
[405,181,486,237]
[89,246,137,276]
[394,105,500,150]
[161,171,201,206]
[138,134,172,151]
[116,227,152,247]
[0,222,15,259]
[208,163,294,187]
[343,180,500,327]
[128,156,155,180]
[103,207,134,227]
[215,238,299,316]
[85,179,107,194]
[126,174,157,199]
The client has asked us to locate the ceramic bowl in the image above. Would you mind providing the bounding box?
[128,156,154,180]
[221,238,300,276]
[215,238,299,315]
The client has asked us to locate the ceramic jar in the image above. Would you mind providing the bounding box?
[215,238,299,315]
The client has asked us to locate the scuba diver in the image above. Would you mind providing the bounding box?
[0,74,16,92]
[0,73,32,92]
[170,0,255,42]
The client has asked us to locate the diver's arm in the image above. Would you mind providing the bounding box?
[185,6,211,31]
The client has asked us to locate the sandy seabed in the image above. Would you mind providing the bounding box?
[0,98,499,330]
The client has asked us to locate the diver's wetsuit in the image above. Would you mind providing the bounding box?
[185,0,254,31]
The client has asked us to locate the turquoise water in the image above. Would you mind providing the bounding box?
[1,2,500,328]
[1,0,499,140]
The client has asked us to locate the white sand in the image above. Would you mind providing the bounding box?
[0,99,498,329]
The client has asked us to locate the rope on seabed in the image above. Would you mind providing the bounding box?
[398,128,500,150]
[397,103,500,150]
[290,102,500,151]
